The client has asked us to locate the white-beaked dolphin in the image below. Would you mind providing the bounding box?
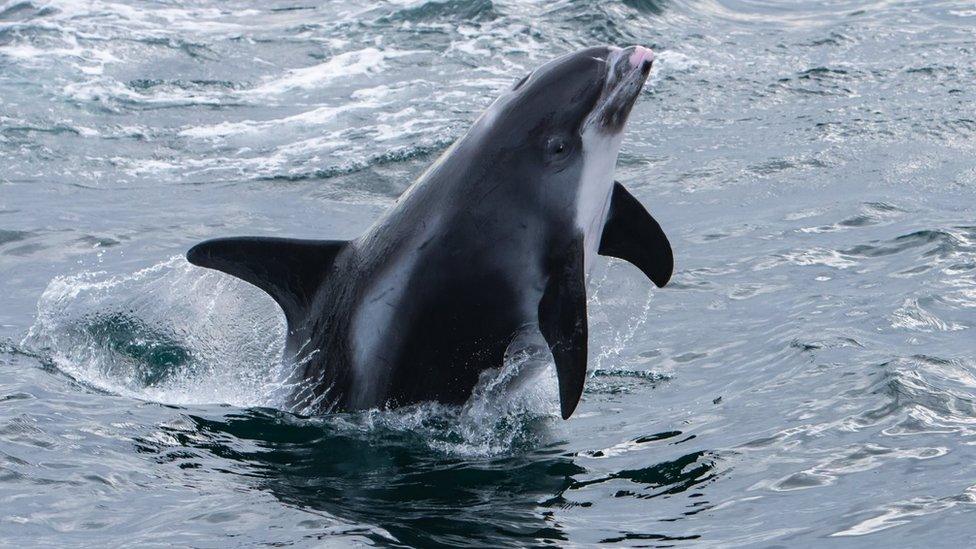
[188,45,672,419]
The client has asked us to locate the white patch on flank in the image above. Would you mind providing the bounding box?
[348,216,440,407]
[350,253,418,406]
[577,124,624,272]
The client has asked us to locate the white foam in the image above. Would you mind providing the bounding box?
[246,48,423,97]
[63,79,228,109]
[178,101,381,139]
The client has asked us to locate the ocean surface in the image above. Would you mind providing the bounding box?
[2,0,975,546]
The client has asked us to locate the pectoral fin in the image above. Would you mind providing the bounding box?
[538,235,588,420]
[599,181,673,287]
[187,236,347,329]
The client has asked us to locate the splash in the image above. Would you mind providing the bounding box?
[23,256,566,456]
[337,356,560,457]
[24,256,291,408]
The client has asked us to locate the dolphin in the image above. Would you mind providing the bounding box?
[187,45,672,419]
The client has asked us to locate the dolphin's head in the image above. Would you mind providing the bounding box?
[487,45,653,164]
[476,45,654,254]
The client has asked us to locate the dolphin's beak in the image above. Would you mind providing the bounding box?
[626,46,656,70]
[584,45,655,134]
[610,45,655,83]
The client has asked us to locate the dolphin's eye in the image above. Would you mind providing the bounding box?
[546,136,569,159]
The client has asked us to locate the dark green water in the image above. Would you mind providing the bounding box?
[2,0,975,546]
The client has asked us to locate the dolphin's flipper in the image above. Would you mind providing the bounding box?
[538,236,588,420]
[599,181,673,288]
[187,237,347,327]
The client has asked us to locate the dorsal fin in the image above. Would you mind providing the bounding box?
[599,181,673,288]
[187,236,347,329]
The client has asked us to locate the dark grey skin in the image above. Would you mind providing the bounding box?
[188,45,673,419]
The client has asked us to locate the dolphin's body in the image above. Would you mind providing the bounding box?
[188,45,672,419]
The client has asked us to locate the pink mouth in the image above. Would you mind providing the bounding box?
[628,46,655,69]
